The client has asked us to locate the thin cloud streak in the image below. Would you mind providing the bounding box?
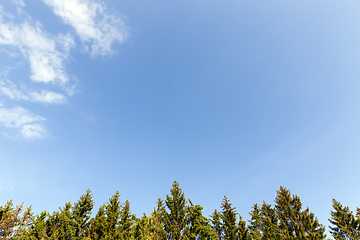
[42,0,129,56]
[0,11,75,86]
[0,80,67,104]
[0,106,46,140]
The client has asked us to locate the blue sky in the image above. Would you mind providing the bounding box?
[1,0,360,234]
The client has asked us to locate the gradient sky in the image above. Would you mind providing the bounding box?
[1,0,360,236]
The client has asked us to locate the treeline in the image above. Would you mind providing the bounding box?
[0,181,359,239]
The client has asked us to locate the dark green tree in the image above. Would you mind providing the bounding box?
[72,189,94,239]
[210,196,249,240]
[184,199,215,240]
[329,199,360,240]
[221,196,238,240]
[248,202,279,240]
[150,198,167,240]
[275,186,326,240]
[210,209,222,239]
[162,180,188,240]
[119,200,134,239]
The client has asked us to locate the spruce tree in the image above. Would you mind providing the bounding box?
[72,189,94,239]
[88,205,107,240]
[119,200,133,239]
[89,191,123,240]
[210,196,249,240]
[150,198,167,240]
[210,209,222,239]
[184,199,214,240]
[220,196,238,240]
[329,199,360,240]
[162,180,188,240]
[275,186,326,240]
[248,202,279,240]
[24,211,50,240]
[0,200,33,239]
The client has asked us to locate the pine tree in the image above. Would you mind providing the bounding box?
[329,199,360,240]
[162,180,188,240]
[0,200,33,239]
[275,186,326,240]
[72,189,94,239]
[24,210,50,240]
[184,199,214,240]
[119,200,133,239]
[210,196,249,240]
[150,198,167,240]
[248,202,279,240]
[237,215,249,240]
[210,209,222,239]
[220,196,238,240]
[88,205,107,240]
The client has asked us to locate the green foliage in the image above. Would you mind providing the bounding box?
[248,202,278,240]
[210,196,249,240]
[161,180,188,240]
[0,200,33,239]
[274,186,326,240]
[184,200,215,240]
[0,182,347,240]
[329,199,360,240]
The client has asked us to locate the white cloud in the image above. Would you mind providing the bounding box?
[0,80,29,101]
[29,90,67,104]
[0,80,67,104]
[0,14,75,86]
[42,0,129,56]
[0,106,46,140]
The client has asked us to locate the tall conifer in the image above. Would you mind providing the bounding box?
[162,180,188,240]
[329,199,360,240]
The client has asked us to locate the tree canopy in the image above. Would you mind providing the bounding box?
[1,180,354,240]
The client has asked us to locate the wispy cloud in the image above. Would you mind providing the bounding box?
[42,0,129,56]
[0,80,68,104]
[0,13,75,86]
[0,106,46,140]
[0,0,129,140]
[29,90,67,104]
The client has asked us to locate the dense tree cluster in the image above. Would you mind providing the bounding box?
[0,180,355,239]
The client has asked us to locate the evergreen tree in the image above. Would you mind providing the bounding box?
[150,198,167,240]
[162,180,188,240]
[0,200,33,239]
[237,215,249,240]
[23,210,50,240]
[210,209,222,239]
[248,202,279,240]
[220,196,238,240]
[275,186,326,240]
[329,199,360,240]
[184,199,214,240]
[119,200,134,239]
[210,196,249,240]
[72,189,94,239]
[88,205,107,240]
[89,191,123,240]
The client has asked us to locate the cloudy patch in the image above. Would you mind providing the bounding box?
[0,80,67,104]
[0,1,129,140]
[0,106,46,140]
[42,0,129,56]
[29,90,67,104]
[0,14,75,86]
